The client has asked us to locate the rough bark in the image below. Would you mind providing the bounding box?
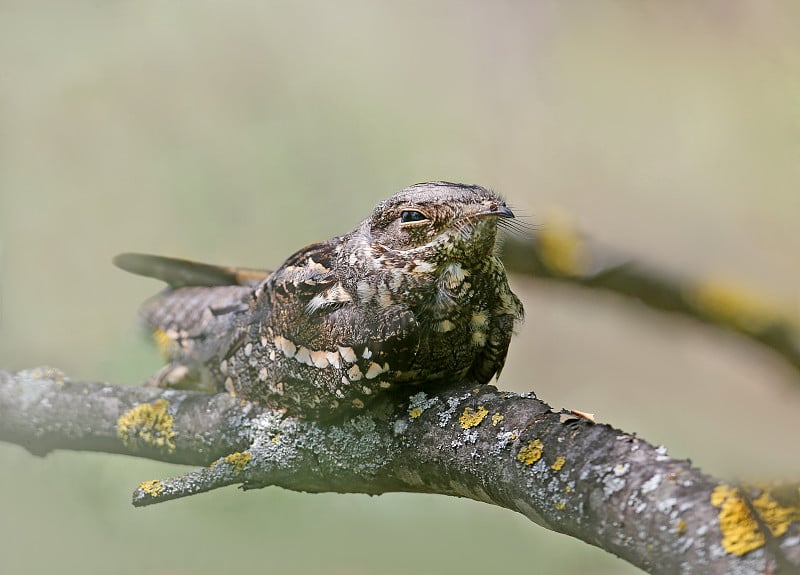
[1,368,797,575]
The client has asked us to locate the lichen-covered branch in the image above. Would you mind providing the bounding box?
[1,368,797,574]
[501,229,800,375]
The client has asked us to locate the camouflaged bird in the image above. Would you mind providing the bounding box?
[115,182,524,419]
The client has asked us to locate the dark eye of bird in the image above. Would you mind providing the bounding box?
[400,210,428,224]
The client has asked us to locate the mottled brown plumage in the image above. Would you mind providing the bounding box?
[115,182,524,418]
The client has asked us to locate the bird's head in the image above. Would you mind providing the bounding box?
[363,182,514,269]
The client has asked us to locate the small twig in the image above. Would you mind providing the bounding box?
[501,229,800,375]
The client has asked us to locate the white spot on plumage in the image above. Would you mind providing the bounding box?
[471,310,489,329]
[295,346,313,366]
[365,361,384,379]
[413,260,436,274]
[274,335,297,358]
[310,350,329,369]
[338,346,357,363]
[305,257,329,274]
[307,282,353,313]
[326,350,341,369]
[435,319,455,333]
[471,330,487,347]
[443,262,469,289]
[347,364,363,381]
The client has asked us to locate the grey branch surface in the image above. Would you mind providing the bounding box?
[2,368,797,575]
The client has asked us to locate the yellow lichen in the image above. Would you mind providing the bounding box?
[686,280,783,333]
[538,210,588,277]
[116,399,176,453]
[710,484,800,556]
[517,439,544,466]
[551,456,566,471]
[554,500,566,510]
[675,519,687,536]
[152,328,176,359]
[491,413,505,426]
[459,406,489,429]
[409,406,423,419]
[139,480,163,497]
[565,485,573,493]
[223,452,252,474]
[752,489,800,538]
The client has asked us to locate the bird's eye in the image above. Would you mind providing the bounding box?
[400,210,428,224]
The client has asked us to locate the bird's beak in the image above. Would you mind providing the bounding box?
[492,204,515,219]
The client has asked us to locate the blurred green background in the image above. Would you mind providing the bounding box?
[1,2,798,574]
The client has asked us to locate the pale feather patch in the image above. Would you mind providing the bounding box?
[305,257,330,274]
[435,319,455,333]
[347,364,363,381]
[274,335,297,358]
[310,350,330,369]
[471,310,489,329]
[471,330,487,347]
[224,377,235,394]
[377,283,394,308]
[306,282,353,313]
[412,260,436,274]
[326,350,341,369]
[443,262,469,289]
[338,346,358,363]
[295,346,313,366]
[365,361,384,379]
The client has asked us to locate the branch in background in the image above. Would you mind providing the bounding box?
[1,368,797,574]
[501,220,800,375]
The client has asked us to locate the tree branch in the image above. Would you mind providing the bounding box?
[502,230,800,376]
[1,368,797,574]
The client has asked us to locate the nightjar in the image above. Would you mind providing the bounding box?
[115,182,524,418]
